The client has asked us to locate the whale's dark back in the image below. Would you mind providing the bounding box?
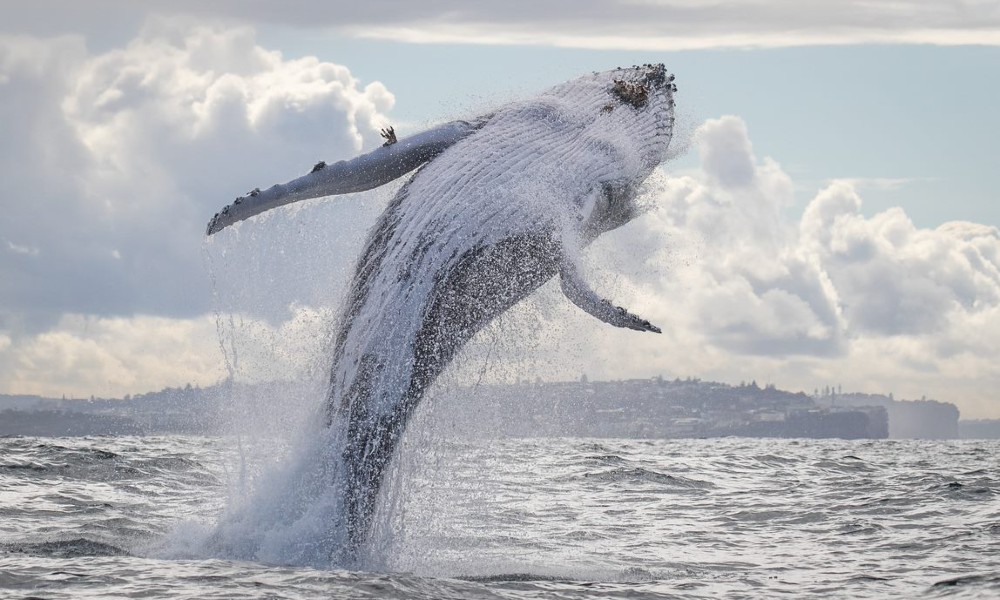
[331,186,565,550]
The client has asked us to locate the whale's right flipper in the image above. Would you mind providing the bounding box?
[206,117,489,235]
[559,260,661,333]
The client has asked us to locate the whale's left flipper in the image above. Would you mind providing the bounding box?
[206,118,489,235]
[560,260,661,333]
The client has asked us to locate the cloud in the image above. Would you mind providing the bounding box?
[1,17,997,418]
[6,241,40,256]
[0,19,394,335]
[330,1,1000,49]
[822,177,936,192]
[801,183,1000,337]
[606,116,840,358]
[0,305,338,398]
[629,118,1000,357]
[0,314,223,397]
[8,1,999,50]
[696,116,756,188]
[450,114,1000,418]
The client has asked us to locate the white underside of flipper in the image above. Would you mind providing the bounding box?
[559,259,662,333]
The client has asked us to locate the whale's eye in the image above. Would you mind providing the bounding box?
[611,79,649,109]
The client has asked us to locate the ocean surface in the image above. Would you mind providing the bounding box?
[1,434,998,599]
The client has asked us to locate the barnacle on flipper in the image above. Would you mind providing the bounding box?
[312,161,327,173]
[600,103,615,114]
[380,126,397,147]
[611,79,649,109]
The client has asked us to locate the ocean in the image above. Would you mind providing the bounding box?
[1,433,998,599]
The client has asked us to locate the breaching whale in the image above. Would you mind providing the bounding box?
[207,64,676,560]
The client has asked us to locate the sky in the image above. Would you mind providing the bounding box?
[1,1,999,418]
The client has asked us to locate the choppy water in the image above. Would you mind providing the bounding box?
[1,434,998,599]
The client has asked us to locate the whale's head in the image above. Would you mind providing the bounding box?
[539,64,676,238]
[597,63,676,169]
[543,63,675,167]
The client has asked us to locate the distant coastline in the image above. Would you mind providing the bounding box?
[1,377,993,439]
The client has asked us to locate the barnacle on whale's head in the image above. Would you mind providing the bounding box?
[612,79,650,109]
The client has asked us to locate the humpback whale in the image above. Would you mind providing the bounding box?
[207,64,676,561]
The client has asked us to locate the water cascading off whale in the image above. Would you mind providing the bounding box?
[207,64,676,560]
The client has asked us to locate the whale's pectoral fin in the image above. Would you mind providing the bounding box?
[206,117,489,235]
[559,260,661,333]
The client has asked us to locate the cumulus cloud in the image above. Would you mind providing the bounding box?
[453,115,1000,418]
[0,314,223,398]
[0,305,338,399]
[0,19,394,336]
[0,17,398,397]
[611,116,839,358]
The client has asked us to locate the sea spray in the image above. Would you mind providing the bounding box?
[188,185,392,566]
